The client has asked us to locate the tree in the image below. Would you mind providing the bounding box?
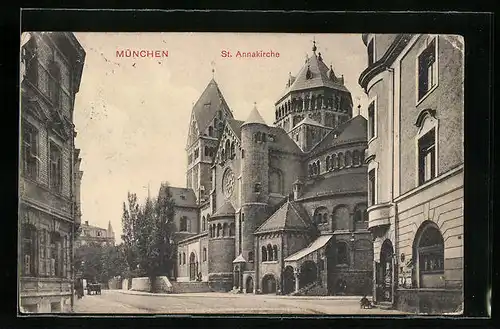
[121,193,140,278]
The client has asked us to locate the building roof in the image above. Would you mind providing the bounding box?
[212,200,235,218]
[268,126,304,155]
[284,234,334,262]
[169,187,197,207]
[233,254,247,263]
[226,118,245,139]
[301,172,367,199]
[281,51,348,99]
[296,116,328,128]
[191,79,233,132]
[242,104,266,126]
[255,201,313,234]
[309,115,367,155]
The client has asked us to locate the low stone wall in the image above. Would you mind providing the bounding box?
[171,281,211,293]
[130,277,173,293]
[331,270,373,296]
[396,288,463,314]
[208,273,232,292]
[121,279,129,290]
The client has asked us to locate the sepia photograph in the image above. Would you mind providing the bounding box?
[18,32,464,315]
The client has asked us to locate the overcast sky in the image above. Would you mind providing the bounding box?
[73,32,368,243]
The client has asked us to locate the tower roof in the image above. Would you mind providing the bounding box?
[212,200,235,218]
[242,103,266,126]
[255,201,313,234]
[191,79,233,133]
[279,45,348,101]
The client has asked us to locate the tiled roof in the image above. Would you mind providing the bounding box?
[169,187,197,207]
[268,126,304,155]
[255,201,313,234]
[192,79,233,132]
[309,115,367,156]
[282,52,348,98]
[300,172,367,199]
[296,116,328,128]
[242,105,266,126]
[212,200,235,218]
[226,118,245,139]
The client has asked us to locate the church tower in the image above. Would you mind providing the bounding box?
[275,40,354,151]
[186,77,233,204]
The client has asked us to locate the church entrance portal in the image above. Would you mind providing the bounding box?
[282,266,295,295]
[189,252,198,281]
[245,276,254,293]
[299,261,317,288]
[377,239,394,302]
[262,274,277,294]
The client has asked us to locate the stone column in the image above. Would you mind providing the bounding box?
[294,267,301,293]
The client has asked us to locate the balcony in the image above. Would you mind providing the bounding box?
[367,202,393,231]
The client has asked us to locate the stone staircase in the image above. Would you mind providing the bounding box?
[289,281,326,296]
[170,281,211,294]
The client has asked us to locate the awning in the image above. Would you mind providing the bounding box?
[284,234,334,262]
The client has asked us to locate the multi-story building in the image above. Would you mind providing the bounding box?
[358,34,464,313]
[171,42,373,296]
[19,32,85,313]
[75,220,115,248]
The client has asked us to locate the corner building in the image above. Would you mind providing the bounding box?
[173,43,373,296]
[358,34,464,313]
[19,32,85,313]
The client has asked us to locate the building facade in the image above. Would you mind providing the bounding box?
[75,220,115,248]
[19,32,85,313]
[358,34,464,313]
[172,43,373,296]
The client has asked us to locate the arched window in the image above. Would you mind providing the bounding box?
[229,223,235,236]
[326,156,331,171]
[21,224,37,276]
[337,242,349,265]
[48,61,61,107]
[304,96,310,110]
[179,253,182,265]
[317,160,321,173]
[313,207,329,225]
[223,223,229,236]
[333,205,350,231]
[354,204,368,222]
[415,222,445,288]
[183,253,186,265]
[230,142,235,159]
[353,150,360,166]
[338,153,345,168]
[269,169,283,194]
[255,132,262,142]
[180,217,188,232]
[248,251,254,262]
[345,151,352,167]
[273,245,278,260]
[217,223,222,237]
[308,164,313,176]
[267,244,273,261]
[208,126,214,137]
[317,95,323,109]
[261,246,268,262]
[203,248,207,262]
[311,95,316,109]
[332,154,338,169]
[225,140,230,160]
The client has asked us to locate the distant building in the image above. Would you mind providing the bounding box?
[169,42,373,296]
[19,32,85,313]
[358,34,464,313]
[75,221,115,248]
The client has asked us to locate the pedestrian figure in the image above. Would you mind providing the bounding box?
[360,295,373,309]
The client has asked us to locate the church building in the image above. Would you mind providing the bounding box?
[172,42,373,296]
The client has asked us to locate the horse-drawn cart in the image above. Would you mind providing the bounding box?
[87,283,101,295]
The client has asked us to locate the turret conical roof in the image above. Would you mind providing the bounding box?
[242,103,266,127]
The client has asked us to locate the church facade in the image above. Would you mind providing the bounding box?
[172,43,373,296]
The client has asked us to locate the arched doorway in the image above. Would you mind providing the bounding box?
[299,260,317,288]
[413,221,445,288]
[282,266,295,294]
[379,239,394,302]
[189,252,198,281]
[245,276,254,293]
[262,274,277,294]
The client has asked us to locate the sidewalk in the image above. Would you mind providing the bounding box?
[114,289,367,300]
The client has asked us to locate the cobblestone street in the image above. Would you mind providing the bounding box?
[73,290,408,315]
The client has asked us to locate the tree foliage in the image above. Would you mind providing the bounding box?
[74,242,127,285]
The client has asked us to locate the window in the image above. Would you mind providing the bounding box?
[337,242,349,265]
[368,101,375,140]
[208,126,214,137]
[273,245,278,260]
[332,154,338,169]
[22,224,37,276]
[313,207,329,225]
[338,153,344,168]
[22,122,39,179]
[183,253,186,265]
[180,217,188,232]
[267,244,273,261]
[202,216,206,231]
[248,251,254,262]
[415,223,444,288]
[269,169,283,194]
[48,61,61,107]
[254,182,261,193]
[49,142,62,192]
[223,223,229,236]
[23,37,38,86]
[333,206,350,231]
[353,150,360,166]
[368,169,376,206]
[49,232,63,277]
[345,151,352,167]
[179,253,182,265]
[230,142,235,159]
[229,223,235,236]
[418,37,437,101]
[261,246,267,262]
[241,149,245,158]
[217,223,222,237]
[367,38,375,66]
[418,128,436,185]
[203,248,207,262]
[354,204,368,222]
[326,156,331,170]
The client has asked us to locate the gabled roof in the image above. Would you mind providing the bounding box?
[212,200,235,218]
[308,115,367,156]
[295,116,328,129]
[300,172,367,199]
[268,126,304,155]
[233,254,247,263]
[242,105,266,126]
[226,118,245,139]
[191,79,233,133]
[281,51,348,99]
[255,201,313,234]
[169,187,197,207]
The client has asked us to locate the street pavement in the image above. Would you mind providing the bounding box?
[73,289,408,315]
